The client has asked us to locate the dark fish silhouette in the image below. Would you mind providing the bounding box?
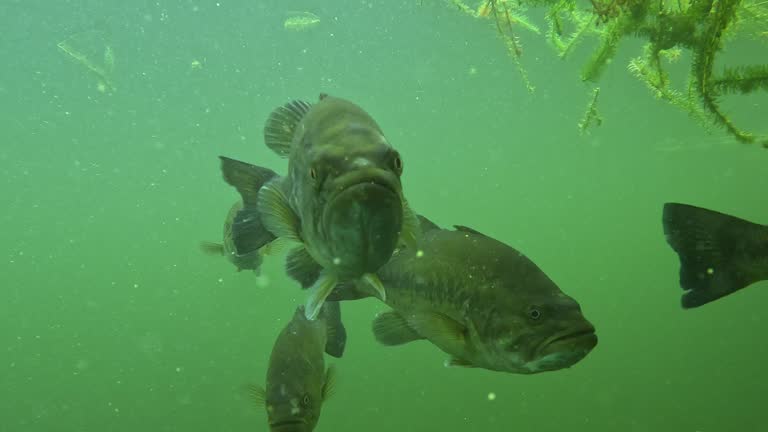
[663,202,768,308]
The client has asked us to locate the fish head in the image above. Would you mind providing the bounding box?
[479,289,597,374]
[292,100,405,276]
[265,384,322,432]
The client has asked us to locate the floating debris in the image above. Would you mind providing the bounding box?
[57,29,116,93]
[578,87,602,135]
[284,11,321,31]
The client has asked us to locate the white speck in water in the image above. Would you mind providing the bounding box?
[332,257,341,265]
[133,284,139,288]
[487,392,496,401]
[416,250,424,258]
[176,367,182,373]
[217,278,224,283]
[255,275,270,288]
[706,267,714,275]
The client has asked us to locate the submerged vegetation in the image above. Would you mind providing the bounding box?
[442,0,768,147]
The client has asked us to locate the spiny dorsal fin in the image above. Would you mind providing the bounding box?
[453,225,488,237]
[416,214,441,232]
[263,99,312,158]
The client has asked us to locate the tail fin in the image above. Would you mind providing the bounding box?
[662,202,767,308]
[319,301,347,358]
[219,156,279,255]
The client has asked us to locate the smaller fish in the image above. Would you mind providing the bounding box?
[662,202,768,308]
[199,199,277,273]
[250,302,345,432]
[284,11,321,31]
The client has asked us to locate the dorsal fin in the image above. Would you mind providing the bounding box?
[453,225,489,238]
[263,99,312,157]
[416,214,440,233]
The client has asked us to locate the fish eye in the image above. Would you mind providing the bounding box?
[301,394,311,406]
[528,307,541,320]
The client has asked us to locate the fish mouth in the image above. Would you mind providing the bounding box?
[269,419,308,431]
[523,326,597,372]
[321,169,404,274]
[539,326,598,355]
[327,169,401,201]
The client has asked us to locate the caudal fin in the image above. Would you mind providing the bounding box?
[219,156,279,256]
[662,202,766,308]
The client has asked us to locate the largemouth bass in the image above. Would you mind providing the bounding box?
[329,216,598,374]
[220,94,420,320]
[251,302,346,431]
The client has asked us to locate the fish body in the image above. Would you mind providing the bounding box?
[252,302,345,432]
[663,202,768,308]
[199,200,271,273]
[331,216,597,374]
[221,94,420,320]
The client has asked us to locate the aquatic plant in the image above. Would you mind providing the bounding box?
[437,0,768,147]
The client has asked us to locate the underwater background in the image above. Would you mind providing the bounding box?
[2,0,767,431]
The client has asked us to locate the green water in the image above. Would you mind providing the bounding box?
[2,1,767,431]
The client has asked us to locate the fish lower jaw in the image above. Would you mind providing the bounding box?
[270,419,307,430]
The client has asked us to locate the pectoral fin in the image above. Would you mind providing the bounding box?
[286,247,323,289]
[199,241,225,256]
[321,364,337,401]
[399,198,422,250]
[361,273,386,301]
[372,310,424,346]
[444,357,475,368]
[257,179,302,243]
[406,312,467,354]
[305,271,339,320]
[247,384,266,407]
